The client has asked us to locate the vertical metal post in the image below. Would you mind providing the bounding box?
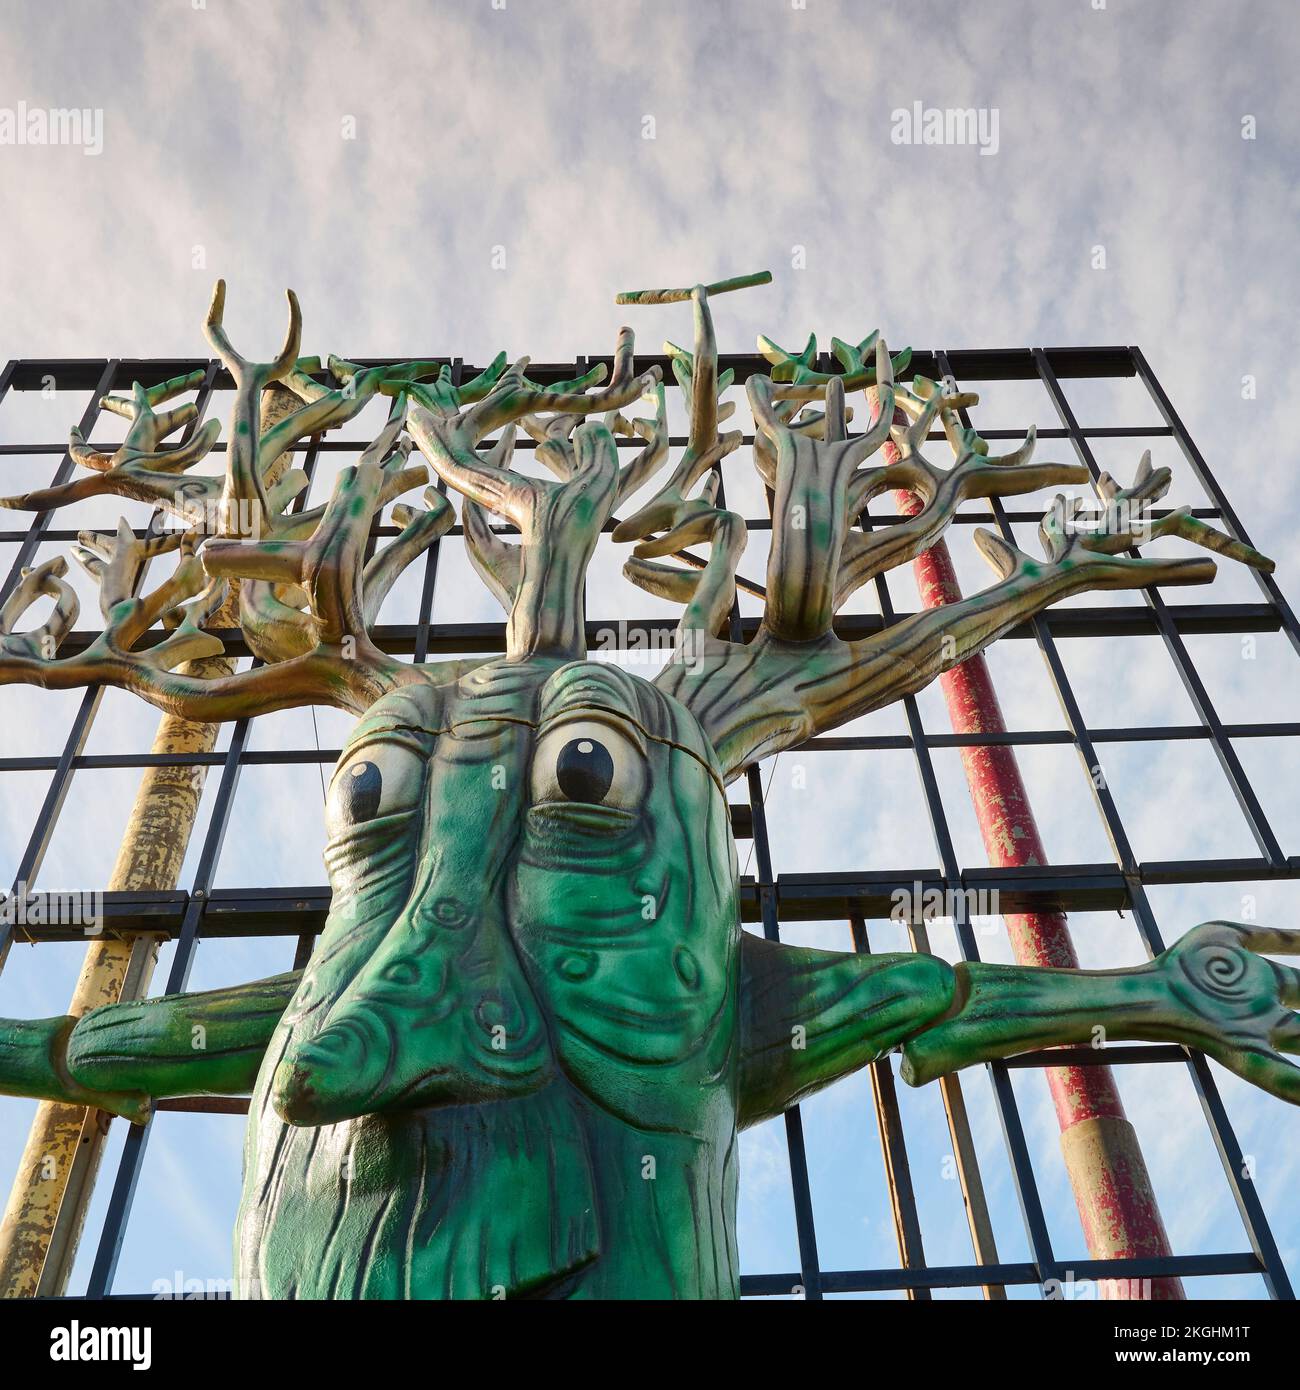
[84,705,253,1297]
[915,354,1182,1298]
[854,374,1061,1294]
[0,362,120,976]
[1033,350,1284,868]
[1130,346,1300,657]
[904,918,1006,1299]
[852,914,932,1300]
[0,364,234,1296]
[80,382,305,1297]
[723,463,822,1300]
[743,716,824,1301]
[0,361,118,607]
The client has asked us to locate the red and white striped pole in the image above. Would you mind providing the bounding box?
[876,386,1183,1299]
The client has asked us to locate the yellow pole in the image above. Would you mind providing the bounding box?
[0,386,300,1296]
[0,669,233,1295]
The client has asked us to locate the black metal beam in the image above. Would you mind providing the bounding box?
[1,345,1143,396]
[11,853,1300,944]
[1034,348,1286,870]
[84,692,257,1298]
[22,601,1283,668]
[738,1250,1262,1297]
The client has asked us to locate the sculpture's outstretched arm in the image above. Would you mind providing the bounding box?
[738,936,954,1127]
[901,922,1300,1102]
[0,970,301,1123]
[739,923,1300,1120]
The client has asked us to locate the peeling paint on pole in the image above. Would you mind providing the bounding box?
[880,412,1183,1300]
[0,386,301,1297]
[0,673,230,1296]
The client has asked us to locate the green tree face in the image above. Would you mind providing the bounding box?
[271,657,740,1134]
[511,660,740,1136]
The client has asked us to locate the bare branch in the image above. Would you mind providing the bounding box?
[1,370,221,516]
[757,328,913,402]
[204,280,301,387]
[4,273,1273,771]
[0,557,79,660]
[623,473,748,644]
[607,380,669,506]
[662,453,1275,781]
[611,280,755,543]
[834,374,1090,605]
[0,290,458,719]
[614,270,772,306]
[362,489,456,625]
[406,327,663,659]
[203,280,304,538]
[749,352,895,640]
[608,276,773,660]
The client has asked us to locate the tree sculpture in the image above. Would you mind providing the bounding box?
[0,273,1296,1299]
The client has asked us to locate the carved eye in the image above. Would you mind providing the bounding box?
[327,741,424,835]
[531,719,646,811]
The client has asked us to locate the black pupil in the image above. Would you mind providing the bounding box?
[340,760,382,822]
[556,737,614,803]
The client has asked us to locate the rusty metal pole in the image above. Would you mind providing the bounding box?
[0,386,300,1297]
[898,501,1184,1301]
[861,374,1182,1298]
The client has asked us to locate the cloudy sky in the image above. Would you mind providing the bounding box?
[0,0,1298,1300]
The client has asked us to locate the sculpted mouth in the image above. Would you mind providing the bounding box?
[387,1065,452,1107]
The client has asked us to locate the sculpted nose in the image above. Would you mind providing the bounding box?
[271,1057,318,1126]
[272,1017,384,1126]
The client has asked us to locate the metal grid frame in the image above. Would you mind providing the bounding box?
[0,344,1296,1301]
